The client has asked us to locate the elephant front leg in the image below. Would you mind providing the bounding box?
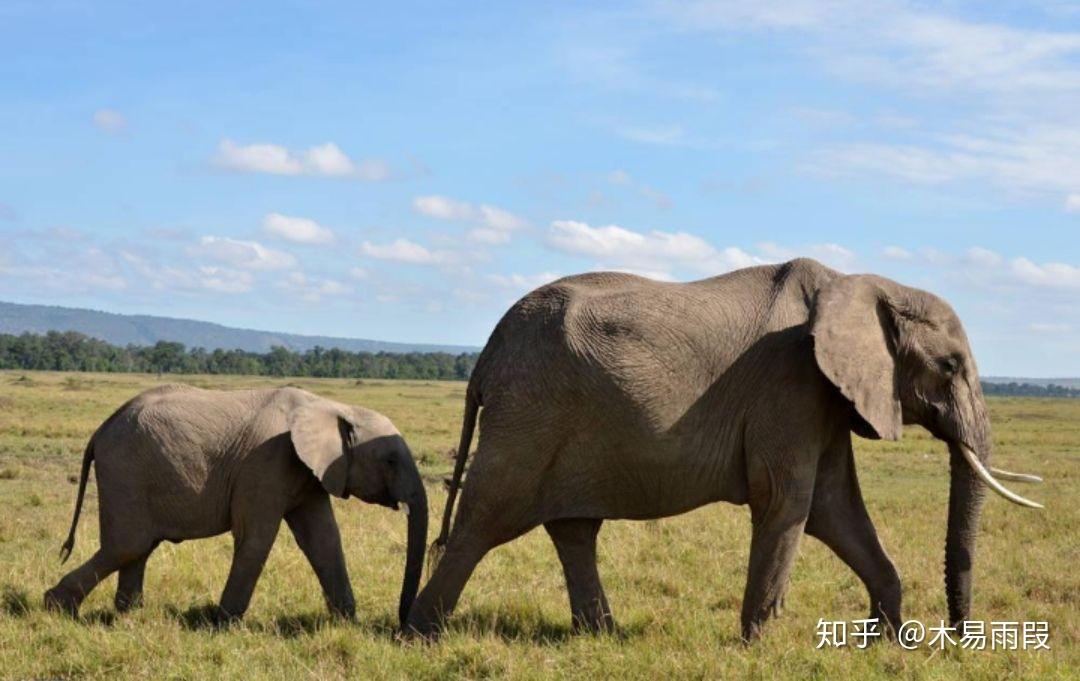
[544,518,614,633]
[217,519,281,623]
[285,492,355,619]
[805,439,902,637]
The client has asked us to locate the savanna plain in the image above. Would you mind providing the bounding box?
[0,371,1075,679]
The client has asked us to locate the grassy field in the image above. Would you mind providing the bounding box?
[0,371,1075,679]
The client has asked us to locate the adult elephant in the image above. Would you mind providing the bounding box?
[406,258,1042,641]
[45,386,428,628]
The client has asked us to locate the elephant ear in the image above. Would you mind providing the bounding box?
[811,274,903,441]
[288,401,356,498]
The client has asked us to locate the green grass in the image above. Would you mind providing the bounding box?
[0,371,1075,679]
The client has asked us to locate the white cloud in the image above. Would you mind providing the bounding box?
[412,195,527,243]
[0,243,127,293]
[214,139,390,180]
[121,251,253,294]
[215,139,302,175]
[810,126,1080,198]
[278,271,349,301]
[548,220,704,261]
[360,238,451,265]
[477,205,527,232]
[413,195,475,221]
[1066,194,1080,213]
[883,245,912,260]
[606,267,679,282]
[898,246,1080,291]
[650,3,1080,206]
[304,142,357,176]
[486,271,562,290]
[195,236,296,270]
[547,219,763,277]
[349,266,369,280]
[546,220,870,279]
[198,266,254,293]
[92,109,127,134]
[757,241,857,271]
[656,2,1080,94]
[965,246,1004,268]
[1010,257,1080,289]
[262,212,335,244]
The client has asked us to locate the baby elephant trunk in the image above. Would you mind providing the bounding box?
[394,453,428,630]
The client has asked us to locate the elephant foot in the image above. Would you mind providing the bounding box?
[401,614,443,642]
[770,594,786,618]
[209,605,244,629]
[571,611,615,635]
[43,586,80,616]
[327,599,356,620]
[740,621,764,644]
[114,591,144,613]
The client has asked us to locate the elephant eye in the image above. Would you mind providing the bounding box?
[937,356,960,376]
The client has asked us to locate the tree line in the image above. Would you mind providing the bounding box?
[0,331,477,380]
[980,381,1080,398]
[0,331,1077,396]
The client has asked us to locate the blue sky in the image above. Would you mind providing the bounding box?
[0,1,1078,375]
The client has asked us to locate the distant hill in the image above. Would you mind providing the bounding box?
[0,301,479,354]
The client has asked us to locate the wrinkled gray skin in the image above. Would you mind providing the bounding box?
[407,258,1011,641]
[44,386,427,628]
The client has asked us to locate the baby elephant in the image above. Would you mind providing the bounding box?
[44,385,428,627]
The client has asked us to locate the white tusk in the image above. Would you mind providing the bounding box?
[399,501,410,517]
[959,444,1043,509]
[989,467,1043,484]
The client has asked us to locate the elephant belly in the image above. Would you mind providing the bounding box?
[557,438,744,520]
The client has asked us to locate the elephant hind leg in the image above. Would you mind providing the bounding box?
[115,543,159,612]
[404,533,488,637]
[405,489,539,637]
[544,518,613,633]
[45,547,139,616]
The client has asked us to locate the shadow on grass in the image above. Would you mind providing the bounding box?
[167,603,223,631]
[158,603,647,646]
[2,585,30,617]
[80,609,116,627]
[440,607,649,646]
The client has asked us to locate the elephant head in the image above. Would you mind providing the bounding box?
[289,401,428,628]
[811,274,1042,628]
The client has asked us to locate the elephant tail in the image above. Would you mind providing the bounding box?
[427,383,480,574]
[59,438,94,564]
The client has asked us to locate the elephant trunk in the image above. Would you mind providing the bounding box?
[394,452,428,630]
[944,439,987,628]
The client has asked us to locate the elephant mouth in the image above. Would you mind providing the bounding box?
[359,490,398,509]
[955,442,1043,509]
